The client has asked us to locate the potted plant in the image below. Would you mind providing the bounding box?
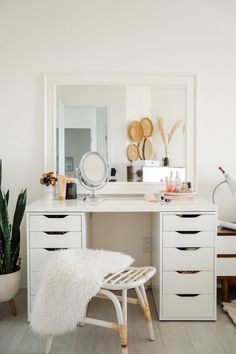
[0,159,27,315]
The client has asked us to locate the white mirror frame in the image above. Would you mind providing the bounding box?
[44,72,196,187]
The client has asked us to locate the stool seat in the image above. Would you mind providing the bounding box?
[45,265,156,354]
[102,266,156,290]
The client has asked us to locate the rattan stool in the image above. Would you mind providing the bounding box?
[45,266,156,354]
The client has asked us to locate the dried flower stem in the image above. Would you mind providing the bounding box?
[157,117,183,155]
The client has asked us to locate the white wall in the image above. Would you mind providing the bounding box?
[1,0,236,286]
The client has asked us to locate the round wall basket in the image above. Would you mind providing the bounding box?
[138,138,153,160]
[140,117,153,137]
[127,144,139,161]
[128,121,144,143]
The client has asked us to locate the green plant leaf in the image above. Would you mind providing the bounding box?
[11,189,27,271]
[0,190,11,273]
[0,159,2,189]
[0,240,4,273]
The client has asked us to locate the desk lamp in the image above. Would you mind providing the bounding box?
[213,166,236,230]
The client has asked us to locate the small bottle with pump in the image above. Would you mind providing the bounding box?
[175,171,181,192]
[168,171,175,193]
[181,180,188,192]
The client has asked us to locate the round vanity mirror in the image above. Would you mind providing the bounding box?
[76,151,109,202]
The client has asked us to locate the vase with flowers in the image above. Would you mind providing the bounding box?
[40,172,57,199]
[157,117,183,166]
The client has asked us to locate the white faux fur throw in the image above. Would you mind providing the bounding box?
[30,249,134,336]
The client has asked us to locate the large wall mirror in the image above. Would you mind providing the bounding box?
[44,73,196,185]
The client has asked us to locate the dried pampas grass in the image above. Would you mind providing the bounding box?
[157,117,183,154]
[167,120,183,144]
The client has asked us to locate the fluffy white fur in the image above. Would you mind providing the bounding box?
[30,249,134,336]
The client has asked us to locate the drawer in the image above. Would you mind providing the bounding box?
[30,249,52,271]
[216,236,236,254]
[30,231,82,248]
[162,214,215,231]
[217,257,236,276]
[162,294,214,318]
[163,247,214,271]
[30,271,41,295]
[163,231,215,247]
[29,214,82,231]
[163,271,214,294]
[30,248,81,271]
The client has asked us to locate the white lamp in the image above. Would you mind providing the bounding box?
[213,166,236,230]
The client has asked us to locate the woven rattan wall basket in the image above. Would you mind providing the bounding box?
[127,144,139,161]
[128,121,144,143]
[140,117,153,137]
[138,138,153,160]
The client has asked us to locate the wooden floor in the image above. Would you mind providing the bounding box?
[1,290,236,354]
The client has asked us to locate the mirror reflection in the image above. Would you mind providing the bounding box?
[56,84,188,181]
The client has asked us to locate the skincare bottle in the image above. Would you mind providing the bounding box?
[175,171,181,192]
[168,171,175,193]
[57,175,67,201]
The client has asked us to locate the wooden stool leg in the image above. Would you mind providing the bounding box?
[99,289,128,354]
[222,279,229,302]
[8,299,17,316]
[135,286,155,341]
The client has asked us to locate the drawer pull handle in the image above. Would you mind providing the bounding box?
[176,214,201,218]
[176,231,200,235]
[44,215,68,219]
[176,247,200,251]
[176,294,200,297]
[176,271,200,274]
[44,231,69,235]
[44,248,68,251]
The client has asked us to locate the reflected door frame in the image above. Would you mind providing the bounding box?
[56,100,111,174]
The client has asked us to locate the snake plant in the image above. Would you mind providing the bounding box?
[0,159,27,274]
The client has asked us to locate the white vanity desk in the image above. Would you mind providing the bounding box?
[26,197,217,321]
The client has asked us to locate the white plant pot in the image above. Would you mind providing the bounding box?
[0,268,21,302]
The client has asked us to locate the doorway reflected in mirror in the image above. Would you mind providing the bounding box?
[56,103,109,176]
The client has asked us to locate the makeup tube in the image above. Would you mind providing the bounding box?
[57,175,67,201]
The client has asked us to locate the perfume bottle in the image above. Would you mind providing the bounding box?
[168,171,175,193]
[175,171,181,192]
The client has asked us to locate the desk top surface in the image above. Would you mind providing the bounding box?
[26,197,217,213]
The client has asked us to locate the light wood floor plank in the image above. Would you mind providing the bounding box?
[1,290,236,354]
[210,306,236,354]
[185,321,226,354]
[129,291,165,354]
[159,321,196,354]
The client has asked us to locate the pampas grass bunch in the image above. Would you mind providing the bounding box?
[157,117,183,155]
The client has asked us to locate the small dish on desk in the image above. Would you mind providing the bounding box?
[164,191,197,200]
[164,191,197,197]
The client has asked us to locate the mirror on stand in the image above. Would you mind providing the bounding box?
[76,151,109,202]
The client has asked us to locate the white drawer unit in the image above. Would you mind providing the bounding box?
[30,231,82,248]
[162,294,214,319]
[163,247,214,271]
[152,212,216,321]
[217,258,236,276]
[163,271,214,294]
[26,212,88,321]
[163,213,215,231]
[30,214,82,231]
[163,231,215,247]
[216,236,236,254]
